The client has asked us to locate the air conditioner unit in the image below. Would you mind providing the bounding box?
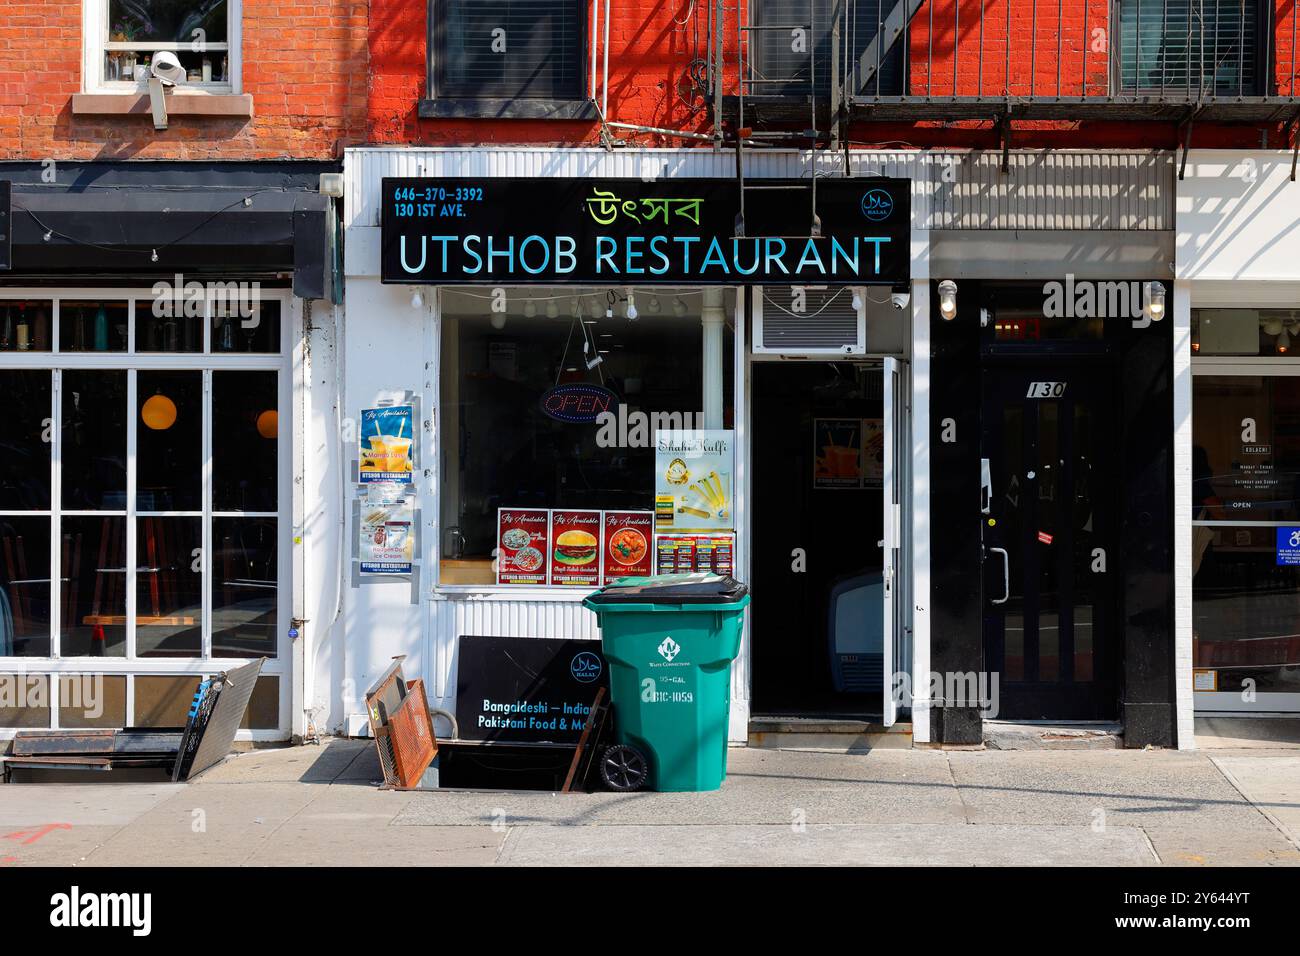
[753,286,866,357]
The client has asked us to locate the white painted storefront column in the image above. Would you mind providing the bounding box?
[702,287,726,429]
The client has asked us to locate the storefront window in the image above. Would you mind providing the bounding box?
[1192,371,1300,705]
[439,288,734,586]
[1193,309,1300,357]
[0,291,287,729]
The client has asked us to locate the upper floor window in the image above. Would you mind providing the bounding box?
[85,0,240,93]
[429,0,586,103]
[1117,0,1264,96]
[749,0,905,98]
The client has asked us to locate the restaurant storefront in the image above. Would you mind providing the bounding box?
[332,148,922,744]
[325,147,1190,751]
[0,161,334,740]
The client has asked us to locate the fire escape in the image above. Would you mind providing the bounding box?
[703,0,1300,179]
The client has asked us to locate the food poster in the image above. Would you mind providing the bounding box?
[814,419,862,488]
[601,511,653,583]
[360,405,416,484]
[814,418,884,490]
[655,430,734,531]
[549,510,602,586]
[360,487,416,575]
[496,508,550,585]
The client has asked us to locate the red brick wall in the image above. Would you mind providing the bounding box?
[0,0,368,161]
[370,0,1297,150]
[368,0,731,145]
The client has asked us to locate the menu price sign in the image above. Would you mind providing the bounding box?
[549,510,602,586]
[496,508,549,585]
[655,533,735,576]
[360,405,415,484]
[655,430,734,531]
[601,511,653,583]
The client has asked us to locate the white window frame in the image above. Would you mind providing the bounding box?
[0,287,291,740]
[82,0,243,94]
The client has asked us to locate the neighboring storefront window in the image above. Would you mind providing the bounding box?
[0,291,287,730]
[1192,312,1300,708]
[438,287,734,586]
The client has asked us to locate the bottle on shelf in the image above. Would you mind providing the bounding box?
[16,304,30,351]
[94,305,109,351]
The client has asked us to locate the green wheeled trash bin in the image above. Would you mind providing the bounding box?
[583,574,750,792]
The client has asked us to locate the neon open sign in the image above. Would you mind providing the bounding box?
[540,383,617,424]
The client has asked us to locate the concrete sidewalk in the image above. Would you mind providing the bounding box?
[3,741,1299,866]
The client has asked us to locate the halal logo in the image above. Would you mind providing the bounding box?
[657,637,681,662]
[860,189,894,222]
[570,651,602,683]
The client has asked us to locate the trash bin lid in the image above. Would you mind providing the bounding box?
[586,573,749,605]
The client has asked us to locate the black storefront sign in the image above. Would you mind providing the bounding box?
[381,177,910,286]
[0,180,10,271]
[456,635,608,743]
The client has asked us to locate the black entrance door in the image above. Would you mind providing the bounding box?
[980,364,1119,719]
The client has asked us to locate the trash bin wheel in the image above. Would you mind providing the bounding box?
[600,744,648,792]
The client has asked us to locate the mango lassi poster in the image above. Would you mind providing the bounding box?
[360,405,416,483]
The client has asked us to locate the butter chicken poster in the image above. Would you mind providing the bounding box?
[601,511,653,583]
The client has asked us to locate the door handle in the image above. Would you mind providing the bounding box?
[988,546,1010,605]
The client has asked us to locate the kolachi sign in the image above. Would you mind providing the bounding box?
[381,177,910,286]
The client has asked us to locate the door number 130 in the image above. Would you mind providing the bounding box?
[1026,381,1067,399]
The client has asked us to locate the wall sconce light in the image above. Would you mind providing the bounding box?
[937,280,958,321]
[1144,281,1166,322]
[850,288,863,312]
[409,288,423,310]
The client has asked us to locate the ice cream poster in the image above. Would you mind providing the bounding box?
[359,405,415,484]
[654,430,734,531]
[360,492,416,575]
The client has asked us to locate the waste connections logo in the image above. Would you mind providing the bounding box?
[657,637,681,662]
[49,886,151,937]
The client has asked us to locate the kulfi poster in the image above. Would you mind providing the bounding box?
[359,405,415,484]
[654,430,734,531]
[496,508,550,585]
[601,511,653,583]
[549,510,602,586]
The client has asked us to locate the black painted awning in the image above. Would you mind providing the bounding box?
[1,162,335,299]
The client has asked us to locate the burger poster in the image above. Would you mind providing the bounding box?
[496,508,550,585]
[549,510,602,586]
[601,511,653,583]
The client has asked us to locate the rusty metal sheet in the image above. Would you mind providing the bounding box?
[364,656,410,787]
[11,730,115,756]
[388,678,437,789]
